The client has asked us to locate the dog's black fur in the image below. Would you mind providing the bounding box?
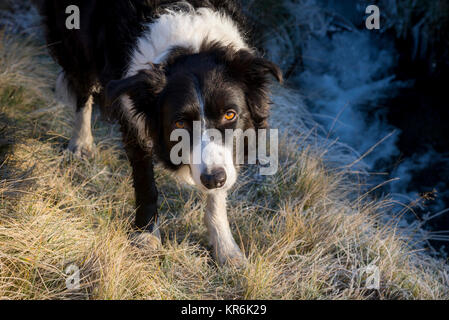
[35,1,282,255]
[35,0,247,100]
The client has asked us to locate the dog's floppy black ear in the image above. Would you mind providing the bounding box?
[105,68,166,107]
[251,56,284,85]
[229,50,283,129]
[106,73,146,106]
[105,68,166,148]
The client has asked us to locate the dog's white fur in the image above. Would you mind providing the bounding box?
[205,190,245,266]
[57,72,95,158]
[67,95,94,158]
[189,127,238,192]
[126,7,248,77]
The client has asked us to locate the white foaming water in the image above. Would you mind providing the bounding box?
[259,0,405,175]
[295,31,405,170]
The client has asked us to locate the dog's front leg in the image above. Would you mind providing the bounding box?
[122,131,161,250]
[205,190,246,266]
[56,71,95,159]
[67,94,95,158]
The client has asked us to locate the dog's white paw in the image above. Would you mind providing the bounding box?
[216,247,247,268]
[130,231,162,251]
[67,137,95,159]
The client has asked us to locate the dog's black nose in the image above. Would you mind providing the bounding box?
[200,168,227,189]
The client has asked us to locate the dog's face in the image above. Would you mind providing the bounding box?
[107,44,282,192]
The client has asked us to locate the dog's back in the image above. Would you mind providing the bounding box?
[35,0,152,89]
[35,0,246,93]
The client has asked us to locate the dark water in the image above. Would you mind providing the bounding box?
[381,40,449,253]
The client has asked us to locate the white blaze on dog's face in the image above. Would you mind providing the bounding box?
[173,81,239,192]
[194,82,237,192]
[189,121,238,193]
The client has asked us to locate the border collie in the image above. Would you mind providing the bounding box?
[35,0,282,266]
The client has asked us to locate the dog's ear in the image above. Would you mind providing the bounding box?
[106,68,166,147]
[106,68,166,107]
[229,50,283,129]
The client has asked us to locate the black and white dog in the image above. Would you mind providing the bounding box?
[36,0,282,266]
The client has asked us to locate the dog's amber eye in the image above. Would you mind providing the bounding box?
[224,111,237,121]
[175,121,185,129]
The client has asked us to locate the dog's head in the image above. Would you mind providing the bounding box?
[106,43,282,192]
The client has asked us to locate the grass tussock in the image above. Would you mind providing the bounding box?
[0,31,448,300]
